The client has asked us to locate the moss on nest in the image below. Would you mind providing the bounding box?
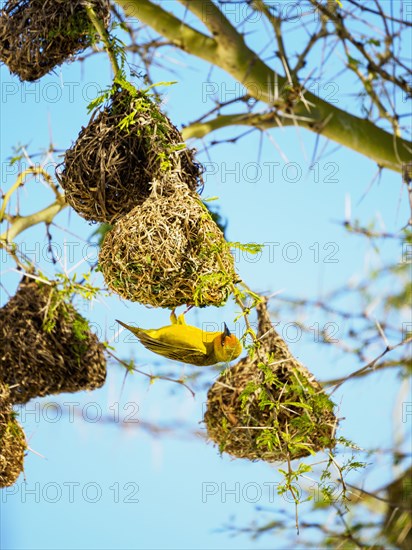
[0,277,107,404]
[98,183,237,308]
[0,383,26,487]
[56,88,203,224]
[0,0,110,81]
[204,300,337,462]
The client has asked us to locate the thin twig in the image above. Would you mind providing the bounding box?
[106,349,196,398]
[328,336,412,393]
[85,3,120,76]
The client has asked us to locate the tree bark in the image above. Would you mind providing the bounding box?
[116,0,411,174]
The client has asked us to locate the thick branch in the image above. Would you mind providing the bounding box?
[182,112,295,139]
[182,110,411,173]
[177,0,245,70]
[116,0,217,56]
[115,0,411,173]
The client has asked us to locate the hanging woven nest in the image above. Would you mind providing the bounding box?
[0,383,26,487]
[56,88,203,224]
[0,277,107,404]
[204,300,337,462]
[0,0,110,82]
[98,182,237,308]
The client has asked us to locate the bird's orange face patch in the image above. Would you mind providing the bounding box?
[223,334,238,348]
[214,332,242,363]
[222,334,242,358]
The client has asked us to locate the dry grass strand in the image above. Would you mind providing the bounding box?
[0,383,26,487]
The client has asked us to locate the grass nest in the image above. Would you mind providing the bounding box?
[0,277,107,404]
[0,0,110,81]
[56,88,203,224]
[99,183,237,308]
[204,300,337,462]
[0,382,26,487]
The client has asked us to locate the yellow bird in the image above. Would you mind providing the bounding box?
[116,311,242,366]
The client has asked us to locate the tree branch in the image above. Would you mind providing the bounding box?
[115,0,411,173]
[182,111,296,139]
[328,336,412,393]
[0,197,67,243]
[85,3,121,76]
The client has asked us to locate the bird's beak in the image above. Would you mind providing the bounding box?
[223,323,231,337]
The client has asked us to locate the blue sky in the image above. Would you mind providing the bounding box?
[1,2,411,549]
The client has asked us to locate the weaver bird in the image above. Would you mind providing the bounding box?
[116,311,242,366]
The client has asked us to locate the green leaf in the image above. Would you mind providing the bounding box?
[87,87,112,113]
[286,401,313,410]
[89,223,113,247]
[296,463,312,475]
[113,76,138,97]
[229,241,264,254]
[347,55,361,68]
[10,154,24,165]
[143,81,178,92]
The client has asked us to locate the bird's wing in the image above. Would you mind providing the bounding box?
[137,327,216,366]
